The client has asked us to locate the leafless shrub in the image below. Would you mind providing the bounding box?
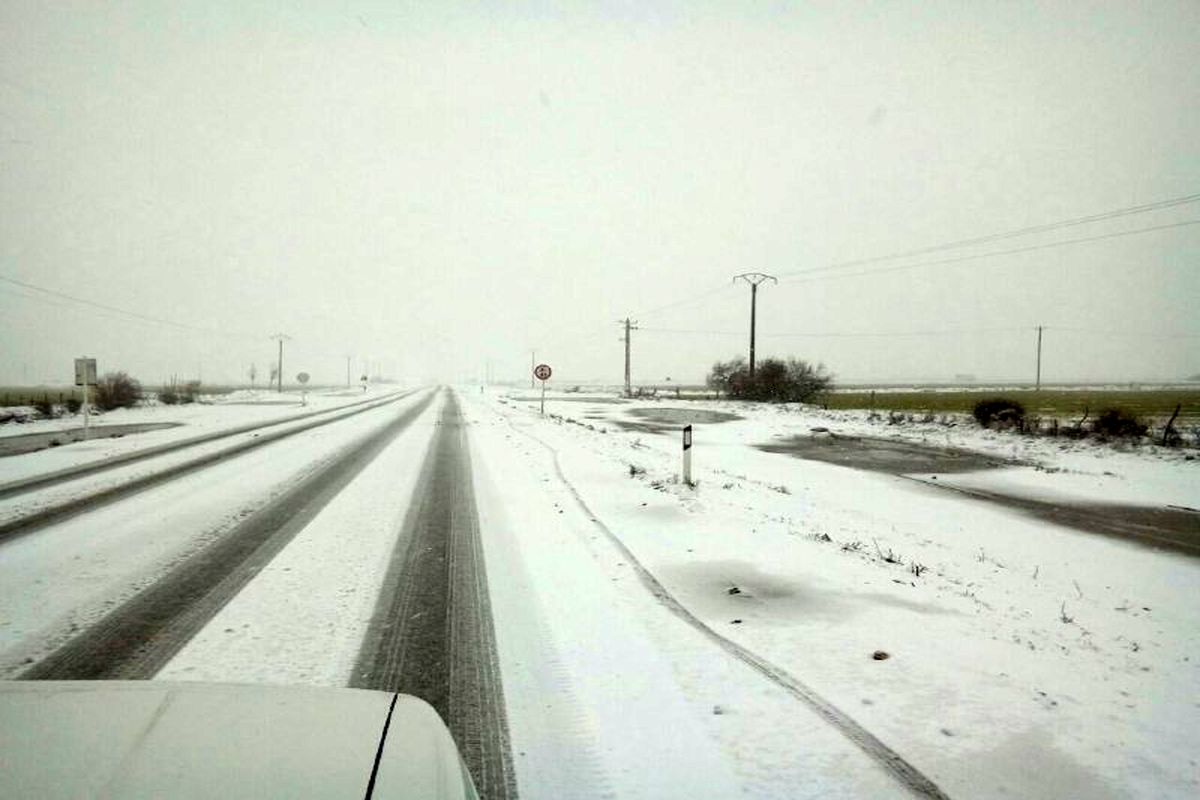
[873,539,903,564]
[93,372,143,411]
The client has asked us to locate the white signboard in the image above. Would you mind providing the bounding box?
[74,358,97,386]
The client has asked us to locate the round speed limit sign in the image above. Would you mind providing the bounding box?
[533,363,552,381]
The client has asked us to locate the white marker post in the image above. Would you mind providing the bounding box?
[533,363,552,415]
[682,424,693,486]
[74,357,96,441]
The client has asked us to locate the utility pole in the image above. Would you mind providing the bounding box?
[530,350,536,389]
[270,333,291,393]
[1035,325,1044,390]
[733,273,777,377]
[346,356,352,388]
[618,318,639,397]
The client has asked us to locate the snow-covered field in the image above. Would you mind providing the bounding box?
[471,388,1199,799]
[1,385,1196,798]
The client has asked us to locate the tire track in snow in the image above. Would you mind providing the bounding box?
[352,391,517,800]
[19,390,438,680]
[505,416,951,800]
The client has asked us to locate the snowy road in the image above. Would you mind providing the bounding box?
[352,393,516,800]
[19,391,439,680]
[6,384,1190,797]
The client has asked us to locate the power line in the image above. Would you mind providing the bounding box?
[0,272,263,341]
[640,325,1030,338]
[779,191,1200,279]
[630,283,731,318]
[1047,326,1200,340]
[779,219,1200,285]
[0,272,369,362]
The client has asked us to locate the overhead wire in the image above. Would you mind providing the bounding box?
[779,219,1200,285]
[0,272,266,341]
[640,325,1032,338]
[0,272,363,361]
[778,191,1200,279]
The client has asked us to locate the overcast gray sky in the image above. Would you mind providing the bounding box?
[2,1,1198,388]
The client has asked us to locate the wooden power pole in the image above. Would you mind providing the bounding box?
[619,318,638,397]
[270,333,291,393]
[733,273,777,377]
[1035,325,1044,390]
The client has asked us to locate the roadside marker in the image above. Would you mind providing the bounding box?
[683,424,693,486]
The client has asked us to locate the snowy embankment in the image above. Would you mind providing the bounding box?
[474,389,1199,800]
[0,387,391,486]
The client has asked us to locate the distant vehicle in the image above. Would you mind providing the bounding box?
[0,681,478,799]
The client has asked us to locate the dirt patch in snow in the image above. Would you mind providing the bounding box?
[659,559,961,625]
[758,434,1017,474]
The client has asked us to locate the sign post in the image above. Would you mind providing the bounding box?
[296,372,310,406]
[533,363,552,415]
[682,424,693,486]
[74,357,96,441]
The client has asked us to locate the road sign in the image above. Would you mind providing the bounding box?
[74,358,96,442]
[533,363,552,381]
[296,372,310,384]
[74,358,96,387]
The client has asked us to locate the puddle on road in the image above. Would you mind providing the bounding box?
[659,559,958,625]
[612,406,743,435]
[758,434,1015,474]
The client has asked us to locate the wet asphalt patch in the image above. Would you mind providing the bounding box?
[611,406,743,435]
[757,433,1015,474]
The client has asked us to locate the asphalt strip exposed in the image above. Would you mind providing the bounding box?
[20,390,437,681]
[352,391,517,800]
[508,420,951,800]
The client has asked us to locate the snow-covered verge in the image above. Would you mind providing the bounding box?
[474,388,1199,799]
[0,387,400,486]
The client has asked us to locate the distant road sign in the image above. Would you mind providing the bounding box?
[533,364,552,381]
[74,358,96,386]
[296,372,310,384]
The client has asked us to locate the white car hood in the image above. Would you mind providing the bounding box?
[0,681,475,799]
